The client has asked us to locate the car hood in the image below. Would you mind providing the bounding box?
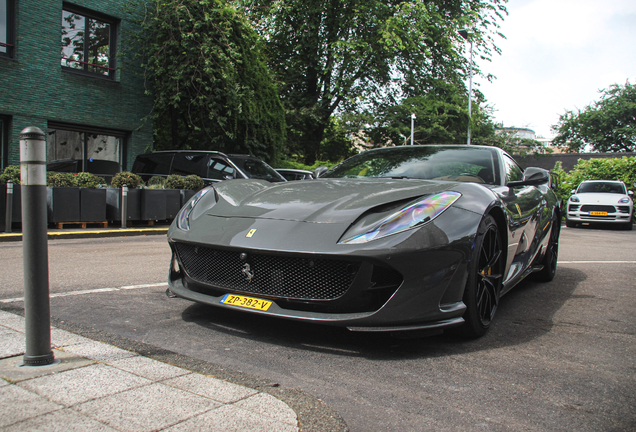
[208,178,465,224]
[575,193,629,204]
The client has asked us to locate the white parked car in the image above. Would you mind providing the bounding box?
[566,180,634,230]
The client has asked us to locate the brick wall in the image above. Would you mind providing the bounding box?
[0,0,153,170]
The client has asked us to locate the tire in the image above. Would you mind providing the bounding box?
[533,214,560,282]
[460,215,505,338]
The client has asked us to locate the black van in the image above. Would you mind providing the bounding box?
[131,151,286,184]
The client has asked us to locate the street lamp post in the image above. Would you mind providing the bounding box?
[459,29,473,145]
[410,113,416,145]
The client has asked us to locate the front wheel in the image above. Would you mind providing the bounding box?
[460,215,505,338]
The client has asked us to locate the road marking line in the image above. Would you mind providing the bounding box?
[0,282,168,303]
[559,261,636,264]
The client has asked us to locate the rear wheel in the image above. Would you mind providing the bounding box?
[533,214,560,282]
[460,215,505,338]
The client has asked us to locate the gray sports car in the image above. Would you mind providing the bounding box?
[167,145,562,337]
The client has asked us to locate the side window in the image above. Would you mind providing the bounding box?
[61,5,118,79]
[132,154,172,175]
[171,153,208,177]
[208,157,236,181]
[503,154,523,183]
[0,0,15,59]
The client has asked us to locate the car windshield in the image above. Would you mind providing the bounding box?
[577,182,626,194]
[323,146,499,185]
[229,156,286,182]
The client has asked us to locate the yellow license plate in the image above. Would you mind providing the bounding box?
[221,294,272,311]
[590,211,607,216]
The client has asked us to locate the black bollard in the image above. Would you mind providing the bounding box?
[20,126,55,366]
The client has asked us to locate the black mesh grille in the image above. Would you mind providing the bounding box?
[174,242,360,300]
[580,205,616,213]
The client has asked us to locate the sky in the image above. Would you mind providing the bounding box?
[476,0,636,139]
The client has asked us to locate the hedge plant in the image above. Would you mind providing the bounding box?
[164,174,186,189]
[147,176,167,189]
[183,175,204,191]
[47,172,76,187]
[0,165,20,184]
[75,172,106,188]
[111,171,144,188]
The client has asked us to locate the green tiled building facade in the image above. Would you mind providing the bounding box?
[0,0,153,174]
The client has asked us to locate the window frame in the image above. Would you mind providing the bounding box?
[61,3,118,79]
[0,0,15,59]
[47,122,127,172]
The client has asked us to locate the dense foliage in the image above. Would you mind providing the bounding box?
[241,0,507,163]
[551,157,636,201]
[0,166,20,184]
[128,0,286,162]
[111,172,144,189]
[552,81,636,153]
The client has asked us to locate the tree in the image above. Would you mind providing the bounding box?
[241,0,507,164]
[552,81,636,153]
[128,0,286,162]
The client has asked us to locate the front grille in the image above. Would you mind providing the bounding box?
[174,242,360,300]
[580,205,615,213]
[568,204,580,212]
[617,206,631,214]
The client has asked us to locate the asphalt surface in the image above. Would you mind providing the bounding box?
[1,224,635,431]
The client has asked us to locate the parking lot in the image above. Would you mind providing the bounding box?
[1,224,635,431]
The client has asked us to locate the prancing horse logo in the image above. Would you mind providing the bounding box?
[242,263,254,282]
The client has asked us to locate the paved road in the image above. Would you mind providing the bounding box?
[1,226,635,431]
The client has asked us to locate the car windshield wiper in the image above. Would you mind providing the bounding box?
[377,176,412,179]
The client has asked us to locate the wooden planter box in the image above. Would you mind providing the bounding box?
[47,187,80,223]
[106,188,141,222]
[80,188,107,222]
[140,189,167,221]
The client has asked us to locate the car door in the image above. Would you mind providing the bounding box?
[499,153,545,283]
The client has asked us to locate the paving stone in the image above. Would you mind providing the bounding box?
[51,328,93,348]
[74,382,219,432]
[108,356,191,381]
[163,373,257,404]
[0,311,25,332]
[234,392,298,426]
[163,404,298,432]
[0,329,24,359]
[61,340,137,362]
[0,384,63,428]
[19,364,151,406]
[3,408,118,432]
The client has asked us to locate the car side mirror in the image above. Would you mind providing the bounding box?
[507,167,549,188]
[629,190,634,196]
[313,166,329,178]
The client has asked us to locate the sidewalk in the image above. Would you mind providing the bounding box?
[0,310,299,431]
[0,225,170,242]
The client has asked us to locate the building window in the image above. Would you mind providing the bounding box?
[0,0,15,58]
[47,124,125,178]
[61,5,117,78]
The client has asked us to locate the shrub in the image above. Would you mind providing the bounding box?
[47,172,77,187]
[183,175,204,190]
[164,174,186,189]
[0,165,20,184]
[75,172,105,188]
[111,171,143,189]
[147,176,167,189]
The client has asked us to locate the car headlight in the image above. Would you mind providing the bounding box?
[618,197,631,204]
[570,196,580,202]
[338,192,461,244]
[177,187,212,231]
